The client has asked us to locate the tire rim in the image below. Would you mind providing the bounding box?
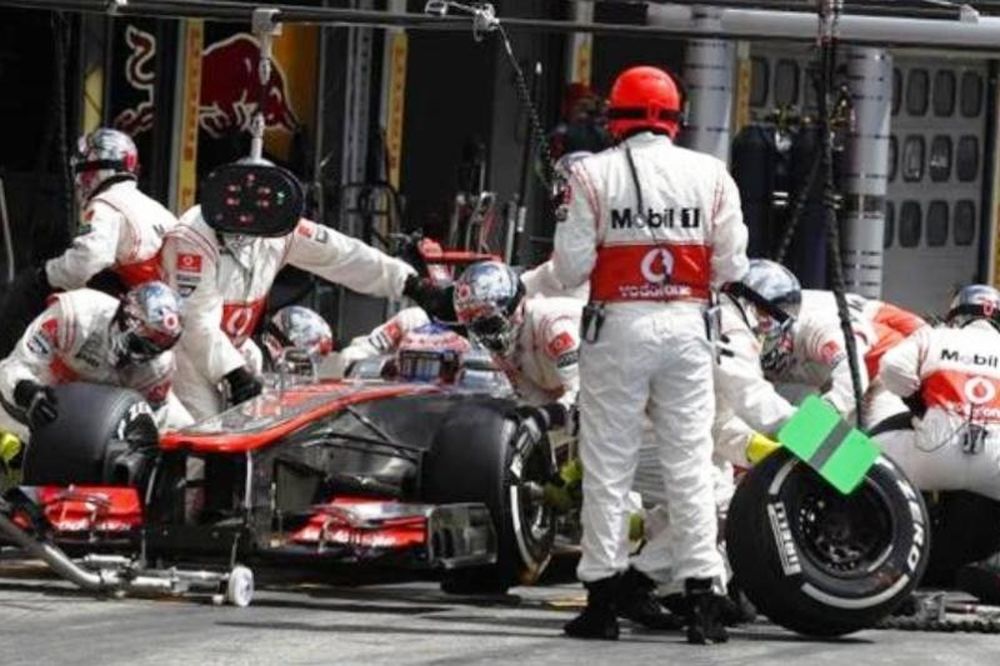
[509,427,555,579]
[790,472,895,578]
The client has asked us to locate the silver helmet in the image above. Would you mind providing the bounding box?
[268,305,334,359]
[947,284,1000,331]
[110,281,183,367]
[735,259,802,374]
[71,128,139,202]
[453,261,525,357]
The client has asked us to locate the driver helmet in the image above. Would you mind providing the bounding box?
[266,305,334,361]
[395,323,470,384]
[110,281,183,367]
[453,261,525,358]
[947,284,1000,332]
[71,128,139,203]
[738,259,802,374]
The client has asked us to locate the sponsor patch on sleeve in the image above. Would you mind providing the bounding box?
[26,318,59,357]
[819,340,846,366]
[176,253,203,273]
[556,350,579,369]
[546,330,577,358]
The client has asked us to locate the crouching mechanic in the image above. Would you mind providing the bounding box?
[0,128,176,356]
[875,285,1000,500]
[552,65,748,643]
[160,162,452,420]
[0,282,191,441]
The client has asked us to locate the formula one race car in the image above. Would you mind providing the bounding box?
[0,371,933,638]
[0,369,557,604]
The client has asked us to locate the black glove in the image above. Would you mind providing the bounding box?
[13,380,58,430]
[402,274,457,322]
[223,367,263,406]
[902,392,927,419]
[519,403,569,433]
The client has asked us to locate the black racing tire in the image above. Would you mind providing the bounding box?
[21,382,158,486]
[726,449,931,637]
[422,402,556,595]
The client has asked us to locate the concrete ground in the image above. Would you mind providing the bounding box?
[0,559,996,666]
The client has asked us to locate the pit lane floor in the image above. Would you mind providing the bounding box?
[0,561,996,666]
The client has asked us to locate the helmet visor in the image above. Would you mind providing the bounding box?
[469,315,515,355]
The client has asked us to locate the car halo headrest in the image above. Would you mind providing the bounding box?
[200,160,305,237]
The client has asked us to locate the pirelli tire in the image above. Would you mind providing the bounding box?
[726,449,931,637]
[423,402,556,595]
[21,383,158,486]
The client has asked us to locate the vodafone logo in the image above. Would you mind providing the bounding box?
[177,253,202,272]
[640,248,674,285]
[964,376,997,405]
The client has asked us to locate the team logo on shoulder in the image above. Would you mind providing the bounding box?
[27,318,59,357]
[176,253,202,273]
[819,340,845,365]
[547,331,576,357]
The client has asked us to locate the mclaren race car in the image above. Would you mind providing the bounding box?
[0,362,557,604]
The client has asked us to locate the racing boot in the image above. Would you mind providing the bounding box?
[684,578,729,645]
[617,567,684,630]
[564,575,620,640]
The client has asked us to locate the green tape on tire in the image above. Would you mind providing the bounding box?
[776,395,882,495]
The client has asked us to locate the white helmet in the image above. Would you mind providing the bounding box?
[71,128,139,202]
[110,281,183,367]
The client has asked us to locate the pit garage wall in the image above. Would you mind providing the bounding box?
[749,44,997,315]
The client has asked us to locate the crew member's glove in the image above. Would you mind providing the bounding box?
[902,392,927,418]
[402,274,456,322]
[745,432,781,465]
[223,367,263,406]
[519,403,569,433]
[13,380,58,430]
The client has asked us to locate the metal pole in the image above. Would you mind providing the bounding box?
[841,47,892,299]
[6,0,995,51]
[680,6,735,161]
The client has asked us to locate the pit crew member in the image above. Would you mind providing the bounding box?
[0,128,176,356]
[553,65,748,643]
[0,282,191,441]
[159,166,451,420]
[876,285,1000,501]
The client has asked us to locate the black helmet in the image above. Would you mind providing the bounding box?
[947,284,1000,331]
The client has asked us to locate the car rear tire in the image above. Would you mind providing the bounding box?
[22,382,158,486]
[726,449,930,636]
[422,402,555,595]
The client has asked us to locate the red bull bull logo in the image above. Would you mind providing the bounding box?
[113,25,156,136]
[200,34,300,139]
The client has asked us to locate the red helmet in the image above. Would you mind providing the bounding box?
[606,66,683,140]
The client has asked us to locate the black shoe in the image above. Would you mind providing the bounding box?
[564,576,621,640]
[617,568,684,630]
[684,578,729,645]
